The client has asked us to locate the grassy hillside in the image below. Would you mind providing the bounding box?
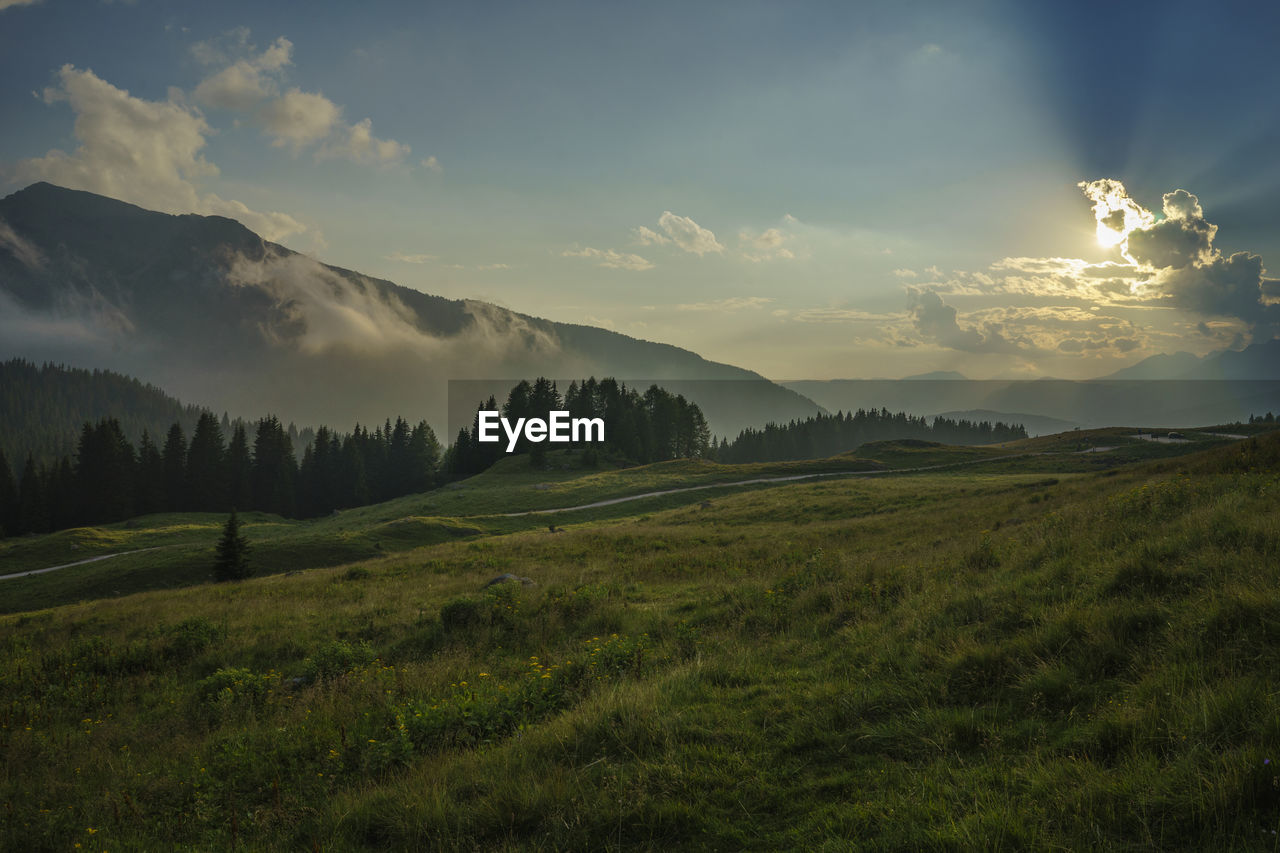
[1,432,1277,849]
[0,451,884,613]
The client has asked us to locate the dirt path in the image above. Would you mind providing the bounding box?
[0,548,158,582]
[500,453,1039,517]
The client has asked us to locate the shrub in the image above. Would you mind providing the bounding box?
[304,640,376,681]
[440,596,484,631]
[164,617,221,662]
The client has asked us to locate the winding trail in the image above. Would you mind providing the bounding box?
[10,433,1246,574]
[500,452,1039,517]
[0,548,158,583]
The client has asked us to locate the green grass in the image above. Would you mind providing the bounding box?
[2,432,1279,849]
[1,450,888,613]
[0,435,1246,613]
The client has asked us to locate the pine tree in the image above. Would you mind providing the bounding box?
[161,423,188,512]
[225,424,254,511]
[213,509,251,581]
[0,449,16,537]
[186,412,227,511]
[135,430,165,516]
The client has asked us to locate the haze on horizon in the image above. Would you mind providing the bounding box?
[1,0,1278,382]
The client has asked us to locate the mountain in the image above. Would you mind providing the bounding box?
[1102,340,1280,380]
[0,183,819,437]
[0,359,209,467]
[902,370,968,381]
[783,378,1280,429]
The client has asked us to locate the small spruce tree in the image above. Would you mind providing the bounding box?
[214,509,251,581]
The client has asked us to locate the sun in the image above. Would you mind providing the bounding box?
[1079,178,1154,252]
[1095,224,1126,248]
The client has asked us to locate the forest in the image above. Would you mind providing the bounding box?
[715,408,1027,462]
[448,377,711,474]
[0,413,440,537]
[1,371,1031,538]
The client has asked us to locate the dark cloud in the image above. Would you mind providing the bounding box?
[906,287,1025,353]
[1125,189,1215,270]
[1091,183,1280,337]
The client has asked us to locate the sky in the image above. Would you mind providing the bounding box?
[2,0,1279,380]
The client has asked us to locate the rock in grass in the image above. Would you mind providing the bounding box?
[483,573,536,589]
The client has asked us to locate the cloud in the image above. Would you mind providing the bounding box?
[906,287,1026,353]
[892,268,917,279]
[421,155,442,172]
[192,31,410,166]
[674,297,774,312]
[14,65,307,242]
[562,246,653,271]
[1079,178,1155,251]
[192,36,292,111]
[476,263,510,271]
[1079,180,1280,333]
[0,0,42,10]
[0,219,46,270]
[319,117,410,165]
[657,211,724,255]
[226,250,560,360]
[632,225,669,246]
[387,251,435,264]
[790,308,903,323]
[1125,188,1216,269]
[738,227,794,263]
[259,88,341,150]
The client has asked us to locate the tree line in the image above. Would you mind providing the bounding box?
[447,377,711,475]
[0,413,440,537]
[714,408,1027,463]
[0,358,207,467]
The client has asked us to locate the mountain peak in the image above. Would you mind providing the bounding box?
[0,183,821,435]
[1100,340,1280,380]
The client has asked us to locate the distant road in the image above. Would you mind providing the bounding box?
[12,433,1248,573]
[0,548,157,582]
[501,435,1250,517]
[500,453,1039,517]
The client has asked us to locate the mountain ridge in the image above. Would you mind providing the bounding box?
[1101,340,1280,380]
[0,182,820,436]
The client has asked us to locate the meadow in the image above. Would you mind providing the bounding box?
[0,428,1277,849]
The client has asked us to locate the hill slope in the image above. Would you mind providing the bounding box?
[0,430,1276,849]
[0,182,819,436]
[0,359,211,466]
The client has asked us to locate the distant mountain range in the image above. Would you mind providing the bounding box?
[1101,340,1280,380]
[0,183,819,437]
[784,376,1280,430]
[784,338,1280,429]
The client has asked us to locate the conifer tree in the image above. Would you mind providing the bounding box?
[225,424,253,511]
[17,456,46,535]
[186,412,227,511]
[135,430,165,515]
[161,423,188,511]
[0,449,16,537]
[213,509,251,581]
